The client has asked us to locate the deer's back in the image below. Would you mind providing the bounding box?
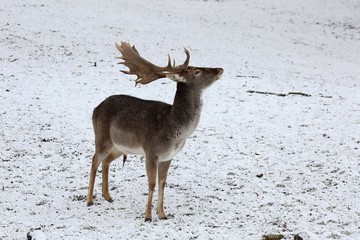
[93,94,171,129]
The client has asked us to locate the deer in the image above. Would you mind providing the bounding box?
[86,42,223,221]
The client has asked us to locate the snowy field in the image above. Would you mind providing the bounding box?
[1,0,360,239]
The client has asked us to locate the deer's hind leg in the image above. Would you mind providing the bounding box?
[87,136,121,206]
[101,148,123,202]
[87,151,106,206]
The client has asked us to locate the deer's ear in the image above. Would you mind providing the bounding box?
[166,73,187,83]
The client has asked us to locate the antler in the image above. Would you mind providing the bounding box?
[115,42,190,85]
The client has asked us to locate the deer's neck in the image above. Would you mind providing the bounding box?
[168,83,203,138]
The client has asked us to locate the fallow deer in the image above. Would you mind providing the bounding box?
[87,42,223,221]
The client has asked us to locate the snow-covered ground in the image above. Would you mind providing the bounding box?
[1,0,359,239]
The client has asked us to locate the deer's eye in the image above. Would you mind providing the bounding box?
[194,70,202,75]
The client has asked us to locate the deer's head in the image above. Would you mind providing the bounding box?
[116,42,223,89]
[167,66,223,90]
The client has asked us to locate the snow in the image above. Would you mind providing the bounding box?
[27,229,47,240]
[1,0,359,239]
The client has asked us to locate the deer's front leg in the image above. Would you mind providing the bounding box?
[145,158,158,221]
[157,160,171,219]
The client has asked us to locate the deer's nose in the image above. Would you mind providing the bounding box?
[215,68,223,80]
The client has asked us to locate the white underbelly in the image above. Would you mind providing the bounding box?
[110,125,187,161]
[113,142,182,162]
[113,143,145,156]
[110,125,145,156]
